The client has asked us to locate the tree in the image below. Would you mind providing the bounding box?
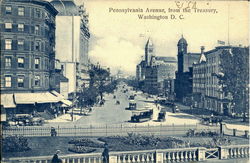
[88,65,110,100]
[219,47,249,121]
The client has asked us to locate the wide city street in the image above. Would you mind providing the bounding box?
[45,83,201,127]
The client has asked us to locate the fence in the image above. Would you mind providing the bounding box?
[222,123,249,138]
[2,123,220,137]
[2,145,249,163]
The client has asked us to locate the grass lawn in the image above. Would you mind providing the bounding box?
[2,135,248,158]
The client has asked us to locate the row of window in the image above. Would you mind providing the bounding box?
[193,65,218,74]
[4,39,48,52]
[3,75,41,88]
[5,6,44,18]
[4,22,41,34]
[4,56,50,70]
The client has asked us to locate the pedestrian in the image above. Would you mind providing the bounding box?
[51,127,57,137]
[51,150,62,163]
[102,143,109,163]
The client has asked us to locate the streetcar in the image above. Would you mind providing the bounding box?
[130,108,153,122]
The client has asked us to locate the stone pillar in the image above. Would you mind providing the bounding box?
[155,151,164,163]
[233,129,236,136]
[244,130,249,138]
[219,146,228,159]
[197,148,206,161]
[109,155,117,163]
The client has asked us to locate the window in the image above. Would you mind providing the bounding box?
[17,57,24,68]
[35,9,41,18]
[5,76,11,87]
[18,7,25,16]
[5,6,12,14]
[35,25,39,35]
[35,58,40,69]
[5,57,11,68]
[5,39,12,50]
[5,23,12,29]
[18,24,24,32]
[18,40,24,49]
[17,76,24,87]
[35,41,40,51]
[34,76,40,86]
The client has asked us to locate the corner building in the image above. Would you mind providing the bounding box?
[0,0,58,93]
[0,0,71,121]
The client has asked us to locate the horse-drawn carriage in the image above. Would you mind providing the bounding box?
[201,116,223,126]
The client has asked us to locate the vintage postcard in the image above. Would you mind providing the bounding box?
[1,0,249,162]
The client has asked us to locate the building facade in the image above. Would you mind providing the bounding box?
[136,38,177,95]
[0,0,58,93]
[192,46,236,115]
[0,0,71,122]
[174,36,200,103]
[50,0,90,94]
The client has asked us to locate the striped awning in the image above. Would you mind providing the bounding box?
[0,94,16,108]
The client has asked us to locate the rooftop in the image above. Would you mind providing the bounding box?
[50,0,79,16]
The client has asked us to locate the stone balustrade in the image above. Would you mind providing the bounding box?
[109,149,156,162]
[3,145,249,163]
[4,153,102,163]
[219,144,250,160]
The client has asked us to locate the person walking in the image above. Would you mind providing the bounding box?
[51,150,62,163]
[102,143,109,163]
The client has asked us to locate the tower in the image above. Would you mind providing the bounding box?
[177,35,188,73]
[145,38,154,66]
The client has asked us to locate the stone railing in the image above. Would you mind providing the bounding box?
[109,147,201,162]
[219,144,250,160]
[3,145,249,163]
[109,149,156,162]
[3,153,102,163]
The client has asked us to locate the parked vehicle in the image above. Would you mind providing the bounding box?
[158,112,166,122]
[130,109,153,122]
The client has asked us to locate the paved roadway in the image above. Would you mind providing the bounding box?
[46,83,202,127]
[3,83,222,137]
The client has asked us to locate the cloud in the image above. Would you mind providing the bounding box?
[89,36,144,75]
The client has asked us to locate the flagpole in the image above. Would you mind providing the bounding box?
[227,2,230,46]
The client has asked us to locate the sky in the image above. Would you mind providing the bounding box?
[54,0,249,75]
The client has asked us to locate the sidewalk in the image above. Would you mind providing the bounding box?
[45,108,84,123]
[175,103,249,131]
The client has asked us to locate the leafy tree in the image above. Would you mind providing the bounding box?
[219,47,249,120]
[75,64,118,114]
[88,65,110,100]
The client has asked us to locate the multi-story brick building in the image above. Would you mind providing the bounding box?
[136,38,177,95]
[192,46,240,115]
[1,0,58,93]
[0,0,71,121]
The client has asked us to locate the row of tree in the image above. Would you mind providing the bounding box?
[75,64,118,113]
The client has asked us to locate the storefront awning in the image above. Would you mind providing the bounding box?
[51,90,64,99]
[14,92,60,104]
[0,94,16,108]
[51,90,72,107]
[61,99,72,107]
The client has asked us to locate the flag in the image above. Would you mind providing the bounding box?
[217,40,225,45]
